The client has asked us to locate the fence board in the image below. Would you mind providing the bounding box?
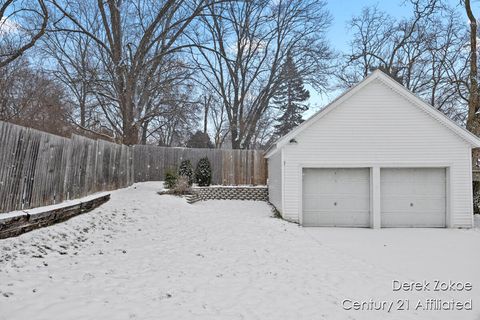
[0,121,267,213]
[129,146,266,185]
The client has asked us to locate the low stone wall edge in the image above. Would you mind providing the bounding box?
[0,194,110,240]
[192,186,268,202]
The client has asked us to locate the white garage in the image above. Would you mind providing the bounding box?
[266,70,480,228]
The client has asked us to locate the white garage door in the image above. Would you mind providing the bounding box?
[381,168,446,227]
[302,168,370,227]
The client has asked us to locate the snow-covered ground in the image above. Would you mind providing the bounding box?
[1,182,479,320]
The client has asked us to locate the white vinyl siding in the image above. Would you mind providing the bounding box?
[280,78,473,227]
[268,151,282,213]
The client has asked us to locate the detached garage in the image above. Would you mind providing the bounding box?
[266,70,480,228]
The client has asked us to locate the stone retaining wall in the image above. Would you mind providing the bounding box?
[0,194,110,239]
[192,186,268,202]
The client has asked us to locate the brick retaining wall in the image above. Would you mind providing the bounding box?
[191,186,268,202]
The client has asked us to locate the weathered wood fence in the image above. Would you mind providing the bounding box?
[0,121,267,213]
[132,145,267,185]
[0,121,133,213]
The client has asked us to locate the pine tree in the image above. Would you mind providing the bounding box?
[186,131,214,148]
[273,52,310,137]
[178,160,194,186]
[195,157,212,186]
[164,167,178,189]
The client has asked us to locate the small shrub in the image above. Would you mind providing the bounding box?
[474,194,480,215]
[195,157,212,186]
[474,181,480,214]
[164,168,178,189]
[172,176,191,195]
[178,159,194,186]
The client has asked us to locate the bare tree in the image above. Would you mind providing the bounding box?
[0,55,25,120]
[0,0,48,67]
[147,92,199,147]
[40,30,105,134]
[422,10,468,120]
[339,0,469,121]
[462,0,480,135]
[204,92,229,148]
[340,1,439,84]
[50,0,216,145]
[459,0,480,213]
[191,0,333,149]
[338,6,395,86]
[0,57,73,136]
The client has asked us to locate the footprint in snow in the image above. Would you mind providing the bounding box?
[82,273,95,281]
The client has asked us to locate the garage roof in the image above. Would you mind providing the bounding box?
[265,69,480,158]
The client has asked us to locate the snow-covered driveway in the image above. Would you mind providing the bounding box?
[0,182,479,320]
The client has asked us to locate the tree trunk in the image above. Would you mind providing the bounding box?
[140,120,149,145]
[123,124,138,145]
[203,96,209,133]
[122,102,139,145]
[231,135,240,149]
[465,0,480,136]
[464,0,480,214]
[230,119,240,149]
[80,93,86,127]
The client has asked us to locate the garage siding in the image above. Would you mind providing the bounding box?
[268,150,282,213]
[281,79,473,227]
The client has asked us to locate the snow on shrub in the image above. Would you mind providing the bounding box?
[178,159,194,186]
[474,191,480,214]
[195,157,212,187]
[172,176,191,195]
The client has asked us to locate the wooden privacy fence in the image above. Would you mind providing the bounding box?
[0,121,267,214]
[132,145,267,185]
[0,121,133,213]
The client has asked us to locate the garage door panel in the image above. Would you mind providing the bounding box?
[381,168,446,228]
[380,168,446,183]
[381,196,446,213]
[303,211,370,227]
[303,170,369,195]
[303,194,370,212]
[302,168,370,227]
[302,182,369,195]
[304,168,369,180]
[382,213,445,227]
[381,181,445,196]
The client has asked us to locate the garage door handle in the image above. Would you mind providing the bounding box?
[334,202,337,206]
[410,203,414,207]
